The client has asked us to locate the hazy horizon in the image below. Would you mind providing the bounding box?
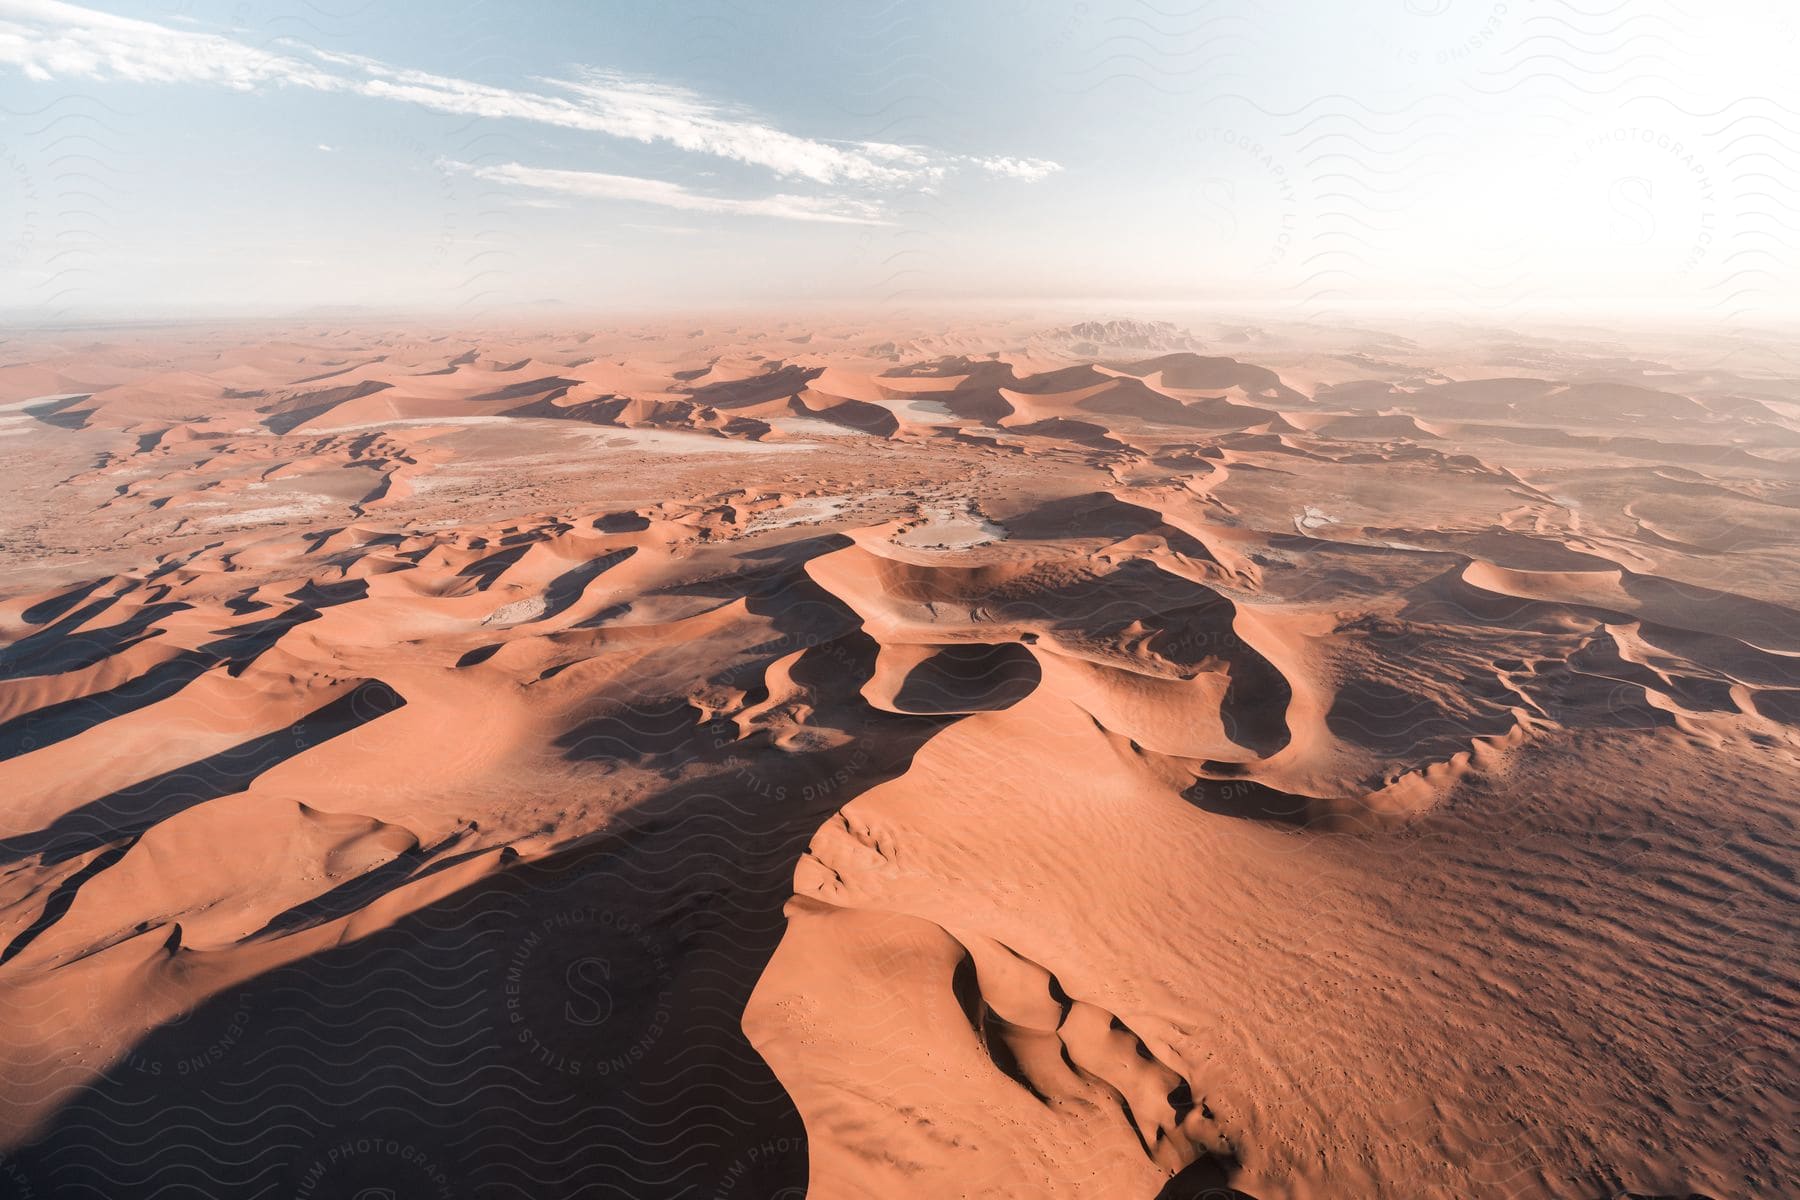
[4,0,1799,324]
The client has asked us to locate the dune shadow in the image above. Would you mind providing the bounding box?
[1182,775,1315,826]
[1155,1151,1262,1199]
[0,678,404,867]
[0,598,184,681]
[6,717,949,1199]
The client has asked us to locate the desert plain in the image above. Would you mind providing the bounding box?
[0,314,1794,1199]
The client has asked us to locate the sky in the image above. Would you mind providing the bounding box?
[2,0,1798,323]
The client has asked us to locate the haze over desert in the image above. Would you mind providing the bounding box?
[0,314,1793,1198]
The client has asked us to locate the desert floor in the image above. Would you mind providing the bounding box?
[0,314,1794,1199]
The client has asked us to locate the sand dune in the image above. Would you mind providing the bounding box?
[0,317,1794,1198]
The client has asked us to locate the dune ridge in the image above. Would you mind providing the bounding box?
[0,317,1794,1198]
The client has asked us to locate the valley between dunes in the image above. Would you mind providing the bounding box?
[0,315,1795,1199]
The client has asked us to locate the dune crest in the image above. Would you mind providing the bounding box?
[0,318,1793,1198]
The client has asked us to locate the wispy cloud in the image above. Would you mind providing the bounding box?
[0,0,338,88]
[540,68,924,186]
[0,1,1060,188]
[965,155,1062,183]
[450,161,891,225]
